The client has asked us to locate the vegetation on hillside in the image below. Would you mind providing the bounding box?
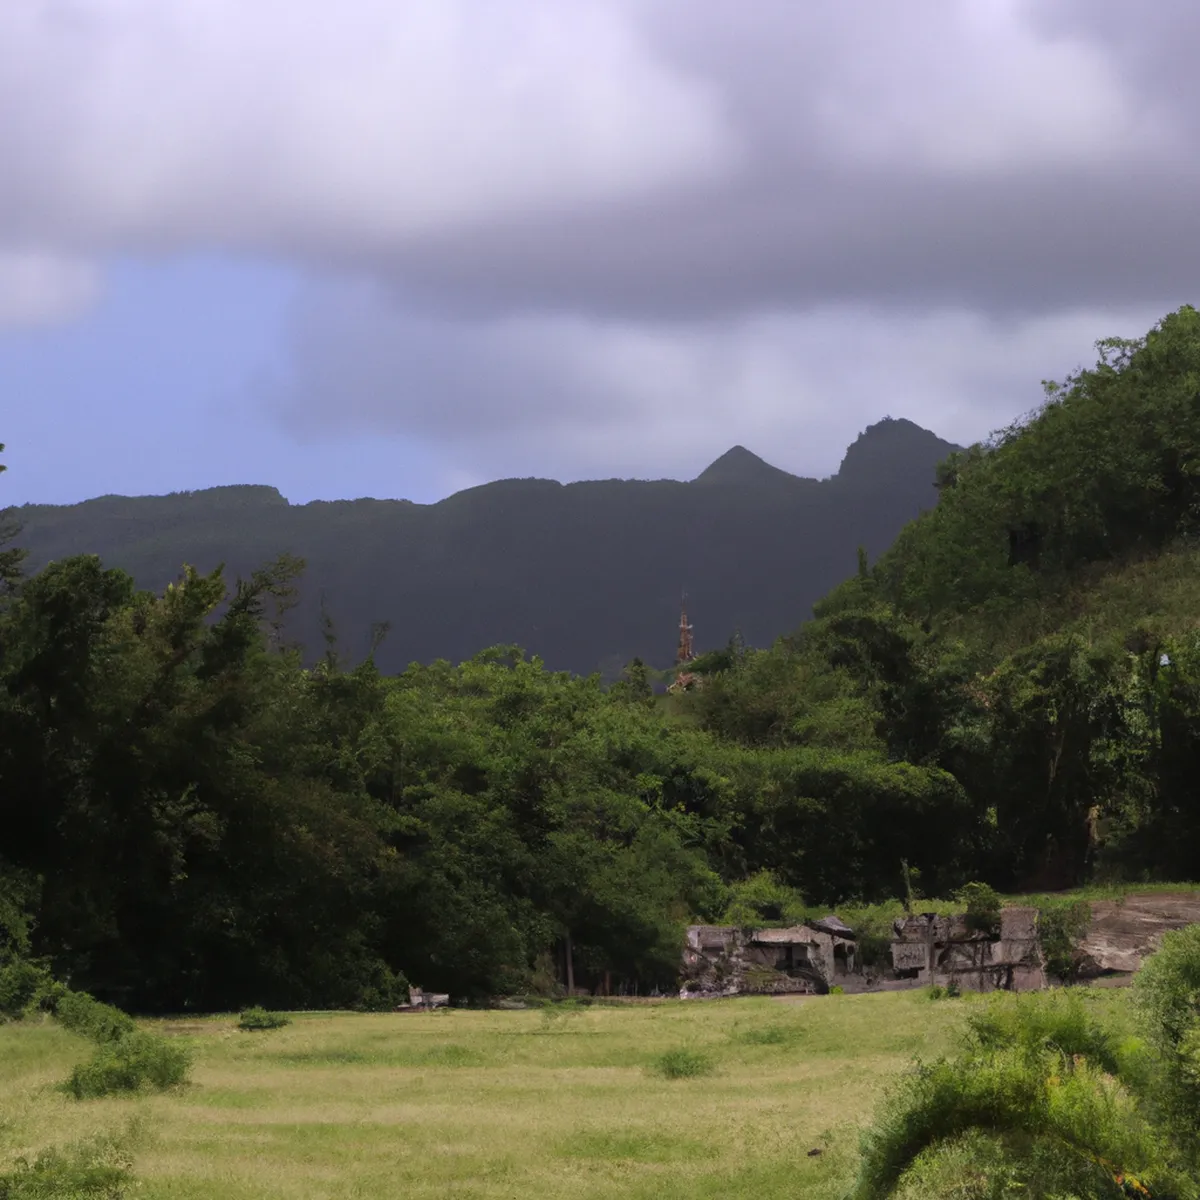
[3,307,1200,1008]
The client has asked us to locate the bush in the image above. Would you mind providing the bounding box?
[650,1048,715,1079]
[851,1046,1172,1200]
[1037,899,1091,981]
[965,993,1120,1073]
[955,881,1002,937]
[0,959,54,1021]
[237,1006,291,1031]
[0,1128,137,1198]
[53,991,136,1044]
[63,1030,191,1100]
[1133,922,1200,1153]
[927,980,960,1001]
[352,964,410,1012]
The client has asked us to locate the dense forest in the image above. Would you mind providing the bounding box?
[4,304,1200,1012]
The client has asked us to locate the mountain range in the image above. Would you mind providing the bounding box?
[11,417,959,675]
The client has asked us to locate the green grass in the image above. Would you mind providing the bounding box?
[0,989,1136,1198]
[649,1047,716,1079]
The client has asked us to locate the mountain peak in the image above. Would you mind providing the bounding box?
[694,445,797,486]
[836,418,960,484]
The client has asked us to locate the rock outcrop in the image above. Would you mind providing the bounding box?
[1076,893,1200,978]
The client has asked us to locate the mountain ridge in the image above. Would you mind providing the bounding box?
[11,418,961,675]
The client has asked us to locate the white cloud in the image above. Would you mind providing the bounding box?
[0,252,100,328]
[0,0,734,253]
[805,0,1167,173]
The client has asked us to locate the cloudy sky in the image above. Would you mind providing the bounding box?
[0,0,1193,505]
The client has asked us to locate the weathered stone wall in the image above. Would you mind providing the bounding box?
[682,895,1200,1000]
[680,922,856,998]
[889,897,1200,994]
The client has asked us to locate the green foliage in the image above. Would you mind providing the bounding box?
[721,871,807,927]
[851,991,1186,1200]
[1134,923,1200,1156]
[0,1128,137,1198]
[52,993,136,1044]
[891,1127,1139,1200]
[352,965,410,1013]
[63,1031,191,1100]
[0,961,53,1022]
[237,1006,291,1031]
[649,1048,715,1080]
[926,982,960,1001]
[10,309,1200,1018]
[955,882,1002,936]
[964,994,1121,1074]
[1037,899,1093,982]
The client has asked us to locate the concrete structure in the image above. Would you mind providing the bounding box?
[680,895,1200,1000]
[890,906,1045,992]
[680,916,858,998]
[398,986,450,1010]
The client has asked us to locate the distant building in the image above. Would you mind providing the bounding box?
[890,908,1045,992]
[680,917,859,998]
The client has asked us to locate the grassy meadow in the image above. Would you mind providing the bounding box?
[0,987,1134,1198]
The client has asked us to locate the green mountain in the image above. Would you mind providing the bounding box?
[693,305,1200,892]
[10,418,959,675]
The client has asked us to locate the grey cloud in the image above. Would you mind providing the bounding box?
[2,0,1194,492]
[274,279,1168,487]
[344,0,1200,321]
[2,0,1195,324]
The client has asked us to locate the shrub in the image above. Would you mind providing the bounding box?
[1037,899,1091,981]
[890,1126,1140,1200]
[851,1047,1173,1200]
[1134,923,1200,1055]
[926,981,960,1001]
[965,994,1120,1073]
[650,1048,715,1080]
[237,1006,291,1031]
[53,992,136,1044]
[352,962,410,1012]
[0,959,53,1021]
[722,870,807,927]
[955,881,1002,937]
[850,988,1189,1200]
[63,1030,191,1100]
[1133,922,1200,1153]
[0,1128,137,1198]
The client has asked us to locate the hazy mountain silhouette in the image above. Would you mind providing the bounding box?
[12,418,960,675]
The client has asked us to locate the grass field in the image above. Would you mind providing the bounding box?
[0,988,1132,1198]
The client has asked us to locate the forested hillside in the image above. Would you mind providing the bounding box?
[3,305,1200,1012]
[11,418,956,675]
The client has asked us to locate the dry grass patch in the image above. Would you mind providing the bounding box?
[1,991,993,1198]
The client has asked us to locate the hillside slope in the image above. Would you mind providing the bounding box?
[11,418,958,675]
[690,305,1200,893]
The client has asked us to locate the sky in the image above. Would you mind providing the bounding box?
[0,0,1195,506]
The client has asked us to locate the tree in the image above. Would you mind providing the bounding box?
[0,443,27,591]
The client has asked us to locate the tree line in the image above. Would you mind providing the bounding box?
[4,305,1200,1009]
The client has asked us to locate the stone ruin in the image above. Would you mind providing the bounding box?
[397,986,450,1011]
[890,906,1045,992]
[680,916,858,998]
[680,894,1200,999]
